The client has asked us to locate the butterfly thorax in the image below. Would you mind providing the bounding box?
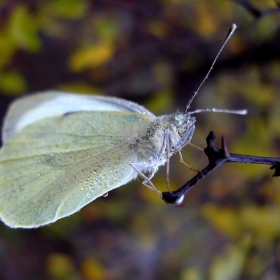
[130,112,196,176]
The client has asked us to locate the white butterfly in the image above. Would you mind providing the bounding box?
[0,24,246,228]
[0,91,165,228]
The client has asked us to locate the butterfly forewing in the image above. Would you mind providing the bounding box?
[0,111,152,228]
[3,91,156,143]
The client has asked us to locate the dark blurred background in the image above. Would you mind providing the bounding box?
[0,0,280,279]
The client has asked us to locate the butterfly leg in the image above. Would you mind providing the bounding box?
[172,125,195,153]
[178,150,201,173]
[164,130,172,193]
[153,129,173,193]
[130,162,162,196]
[188,142,204,151]
[171,125,202,173]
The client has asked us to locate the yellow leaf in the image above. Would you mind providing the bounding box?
[240,205,280,240]
[81,259,105,280]
[69,43,114,72]
[202,204,241,238]
[47,253,77,280]
[181,267,203,280]
[194,3,218,37]
[239,74,275,108]
[144,90,175,115]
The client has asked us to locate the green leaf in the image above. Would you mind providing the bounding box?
[0,71,27,95]
[9,5,41,52]
[44,0,88,20]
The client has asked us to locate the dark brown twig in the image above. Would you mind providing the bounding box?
[162,131,280,205]
[233,0,280,19]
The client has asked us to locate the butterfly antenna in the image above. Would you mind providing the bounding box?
[185,23,237,114]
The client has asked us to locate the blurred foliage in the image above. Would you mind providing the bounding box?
[0,0,280,279]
